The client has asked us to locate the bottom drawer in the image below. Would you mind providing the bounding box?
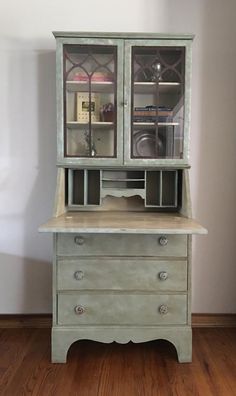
[57,293,187,326]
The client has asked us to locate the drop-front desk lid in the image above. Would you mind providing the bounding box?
[39,212,207,235]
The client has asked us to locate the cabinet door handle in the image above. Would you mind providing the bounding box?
[158,271,168,281]
[74,305,85,315]
[158,236,168,246]
[159,305,168,315]
[74,236,84,245]
[74,270,84,281]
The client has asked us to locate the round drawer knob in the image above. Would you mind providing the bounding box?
[158,236,168,246]
[74,236,84,246]
[74,270,84,281]
[74,305,85,315]
[159,271,168,281]
[159,305,168,315]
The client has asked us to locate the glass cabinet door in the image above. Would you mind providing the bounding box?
[58,39,123,165]
[124,40,190,165]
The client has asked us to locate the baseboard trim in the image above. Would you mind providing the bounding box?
[0,314,236,329]
[0,314,52,329]
[192,314,236,328]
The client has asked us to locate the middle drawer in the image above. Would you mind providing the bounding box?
[57,258,187,292]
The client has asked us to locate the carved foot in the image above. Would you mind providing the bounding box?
[51,329,70,363]
[175,331,192,363]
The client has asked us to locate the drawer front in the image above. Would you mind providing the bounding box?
[57,258,187,292]
[57,293,187,325]
[56,234,187,257]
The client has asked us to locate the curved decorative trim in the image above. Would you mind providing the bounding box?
[101,190,145,200]
[51,326,192,363]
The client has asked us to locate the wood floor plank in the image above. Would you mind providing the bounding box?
[192,328,236,396]
[202,329,236,394]
[0,329,38,395]
[0,328,236,396]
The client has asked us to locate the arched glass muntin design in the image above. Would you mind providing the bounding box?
[64,45,117,158]
[131,46,185,160]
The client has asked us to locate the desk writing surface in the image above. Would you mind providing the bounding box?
[39,212,207,235]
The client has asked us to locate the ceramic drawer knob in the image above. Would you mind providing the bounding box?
[158,236,168,246]
[74,270,84,281]
[74,236,84,245]
[159,305,168,315]
[159,271,168,281]
[74,305,85,315]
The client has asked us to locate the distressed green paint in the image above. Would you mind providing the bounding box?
[55,37,124,167]
[51,326,192,363]
[40,32,206,365]
[57,293,187,325]
[53,32,194,40]
[123,39,193,167]
[55,35,193,168]
[57,258,187,291]
[56,233,187,256]
[56,40,64,164]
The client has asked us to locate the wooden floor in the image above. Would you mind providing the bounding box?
[0,328,236,396]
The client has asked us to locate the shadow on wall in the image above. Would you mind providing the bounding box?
[1,41,57,313]
[193,1,236,312]
[0,253,51,313]
[21,50,57,313]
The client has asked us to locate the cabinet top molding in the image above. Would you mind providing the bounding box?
[53,31,194,40]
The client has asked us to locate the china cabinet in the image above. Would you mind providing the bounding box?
[39,32,207,363]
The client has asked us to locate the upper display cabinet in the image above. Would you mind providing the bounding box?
[54,32,193,167]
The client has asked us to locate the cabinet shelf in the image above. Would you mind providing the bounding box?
[102,178,145,182]
[66,121,180,129]
[67,121,114,129]
[134,82,181,94]
[133,122,180,127]
[66,80,114,93]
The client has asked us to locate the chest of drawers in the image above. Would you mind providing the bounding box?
[42,212,203,364]
[39,32,207,363]
[56,234,188,327]
[39,211,206,363]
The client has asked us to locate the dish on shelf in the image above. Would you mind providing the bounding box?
[133,129,165,157]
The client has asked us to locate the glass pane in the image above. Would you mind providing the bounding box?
[92,127,115,157]
[66,127,90,157]
[64,44,117,158]
[131,46,185,159]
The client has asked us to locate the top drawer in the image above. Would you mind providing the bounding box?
[56,233,187,257]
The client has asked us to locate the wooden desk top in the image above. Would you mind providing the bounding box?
[39,212,207,235]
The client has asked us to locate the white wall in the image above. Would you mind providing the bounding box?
[0,0,236,313]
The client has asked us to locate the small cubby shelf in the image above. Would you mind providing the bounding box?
[68,169,101,207]
[101,170,145,200]
[145,170,179,207]
[68,169,181,210]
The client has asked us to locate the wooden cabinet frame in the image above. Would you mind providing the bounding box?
[39,32,207,364]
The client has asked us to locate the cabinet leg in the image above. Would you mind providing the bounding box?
[176,346,192,363]
[175,331,192,363]
[51,328,70,363]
